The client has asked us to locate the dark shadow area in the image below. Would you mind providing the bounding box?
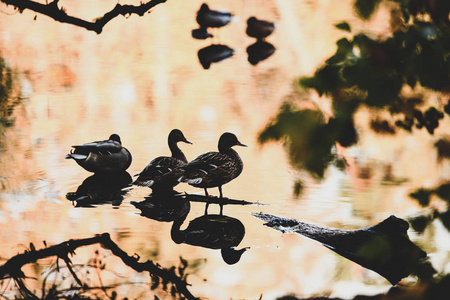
[171,213,249,265]
[66,171,132,207]
[253,213,428,285]
[197,44,234,69]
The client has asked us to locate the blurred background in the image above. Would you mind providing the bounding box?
[0,0,448,299]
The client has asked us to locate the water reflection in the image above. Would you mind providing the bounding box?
[171,213,249,265]
[66,171,132,207]
[132,191,191,222]
[197,44,234,69]
[247,41,276,65]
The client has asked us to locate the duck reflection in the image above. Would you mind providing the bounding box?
[66,171,132,207]
[198,44,234,69]
[192,27,213,40]
[246,41,276,65]
[131,191,190,222]
[171,213,249,265]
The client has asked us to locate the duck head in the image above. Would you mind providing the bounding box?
[109,134,121,144]
[218,132,247,152]
[169,129,192,145]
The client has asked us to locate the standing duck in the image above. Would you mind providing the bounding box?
[65,134,132,173]
[196,3,235,29]
[246,17,275,41]
[133,129,192,191]
[179,132,246,214]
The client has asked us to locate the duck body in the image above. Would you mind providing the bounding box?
[134,129,191,190]
[181,148,243,189]
[196,3,234,28]
[179,133,246,214]
[65,134,132,173]
[246,17,275,40]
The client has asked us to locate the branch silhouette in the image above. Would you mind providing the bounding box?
[1,0,167,34]
[0,232,198,300]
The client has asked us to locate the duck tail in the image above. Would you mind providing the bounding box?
[65,153,87,160]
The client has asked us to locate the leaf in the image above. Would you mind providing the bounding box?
[335,21,351,32]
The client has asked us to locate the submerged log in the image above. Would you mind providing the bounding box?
[253,213,427,285]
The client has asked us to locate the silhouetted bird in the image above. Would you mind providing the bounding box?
[171,214,249,264]
[179,132,246,214]
[133,129,192,191]
[197,44,234,69]
[196,3,235,29]
[65,134,132,173]
[246,17,275,41]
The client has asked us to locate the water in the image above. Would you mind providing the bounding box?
[0,0,448,299]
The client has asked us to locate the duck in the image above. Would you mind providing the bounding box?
[179,132,246,214]
[196,3,235,29]
[133,129,192,191]
[246,17,275,41]
[65,134,132,173]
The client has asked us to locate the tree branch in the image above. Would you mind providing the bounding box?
[0,233,198,299]
[1,0,167,34]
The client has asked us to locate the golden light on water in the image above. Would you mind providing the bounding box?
[0,0,449,299]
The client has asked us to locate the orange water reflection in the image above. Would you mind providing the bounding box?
[0,0,448,299]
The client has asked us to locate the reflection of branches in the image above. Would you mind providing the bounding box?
[1,0,167,34]
[0,233,198,299]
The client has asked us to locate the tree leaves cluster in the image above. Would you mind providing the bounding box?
[259,0,450,179]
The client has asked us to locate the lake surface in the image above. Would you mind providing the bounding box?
[0,0,448,299]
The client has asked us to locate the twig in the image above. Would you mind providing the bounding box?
[0,0,167,34]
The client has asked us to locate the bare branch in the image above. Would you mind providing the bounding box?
[0,0,167,34]
[0,233,198,299]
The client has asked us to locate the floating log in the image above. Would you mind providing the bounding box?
[253,213,427,285]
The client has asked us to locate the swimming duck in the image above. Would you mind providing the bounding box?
[246,17,275,41]
[196,3,235,29]
[65,134,132,173]
[179,132,246,214]
[133,129,192,190]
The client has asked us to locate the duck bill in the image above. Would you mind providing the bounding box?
[236,141,247,147]
[184,139,193,144]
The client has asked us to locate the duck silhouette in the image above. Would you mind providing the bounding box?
[65,134,132,173]
[179,132,246,214]
[171,213,249,265]
[196,3,235,29]
[246,17,275,41]
[133,129,192,191]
